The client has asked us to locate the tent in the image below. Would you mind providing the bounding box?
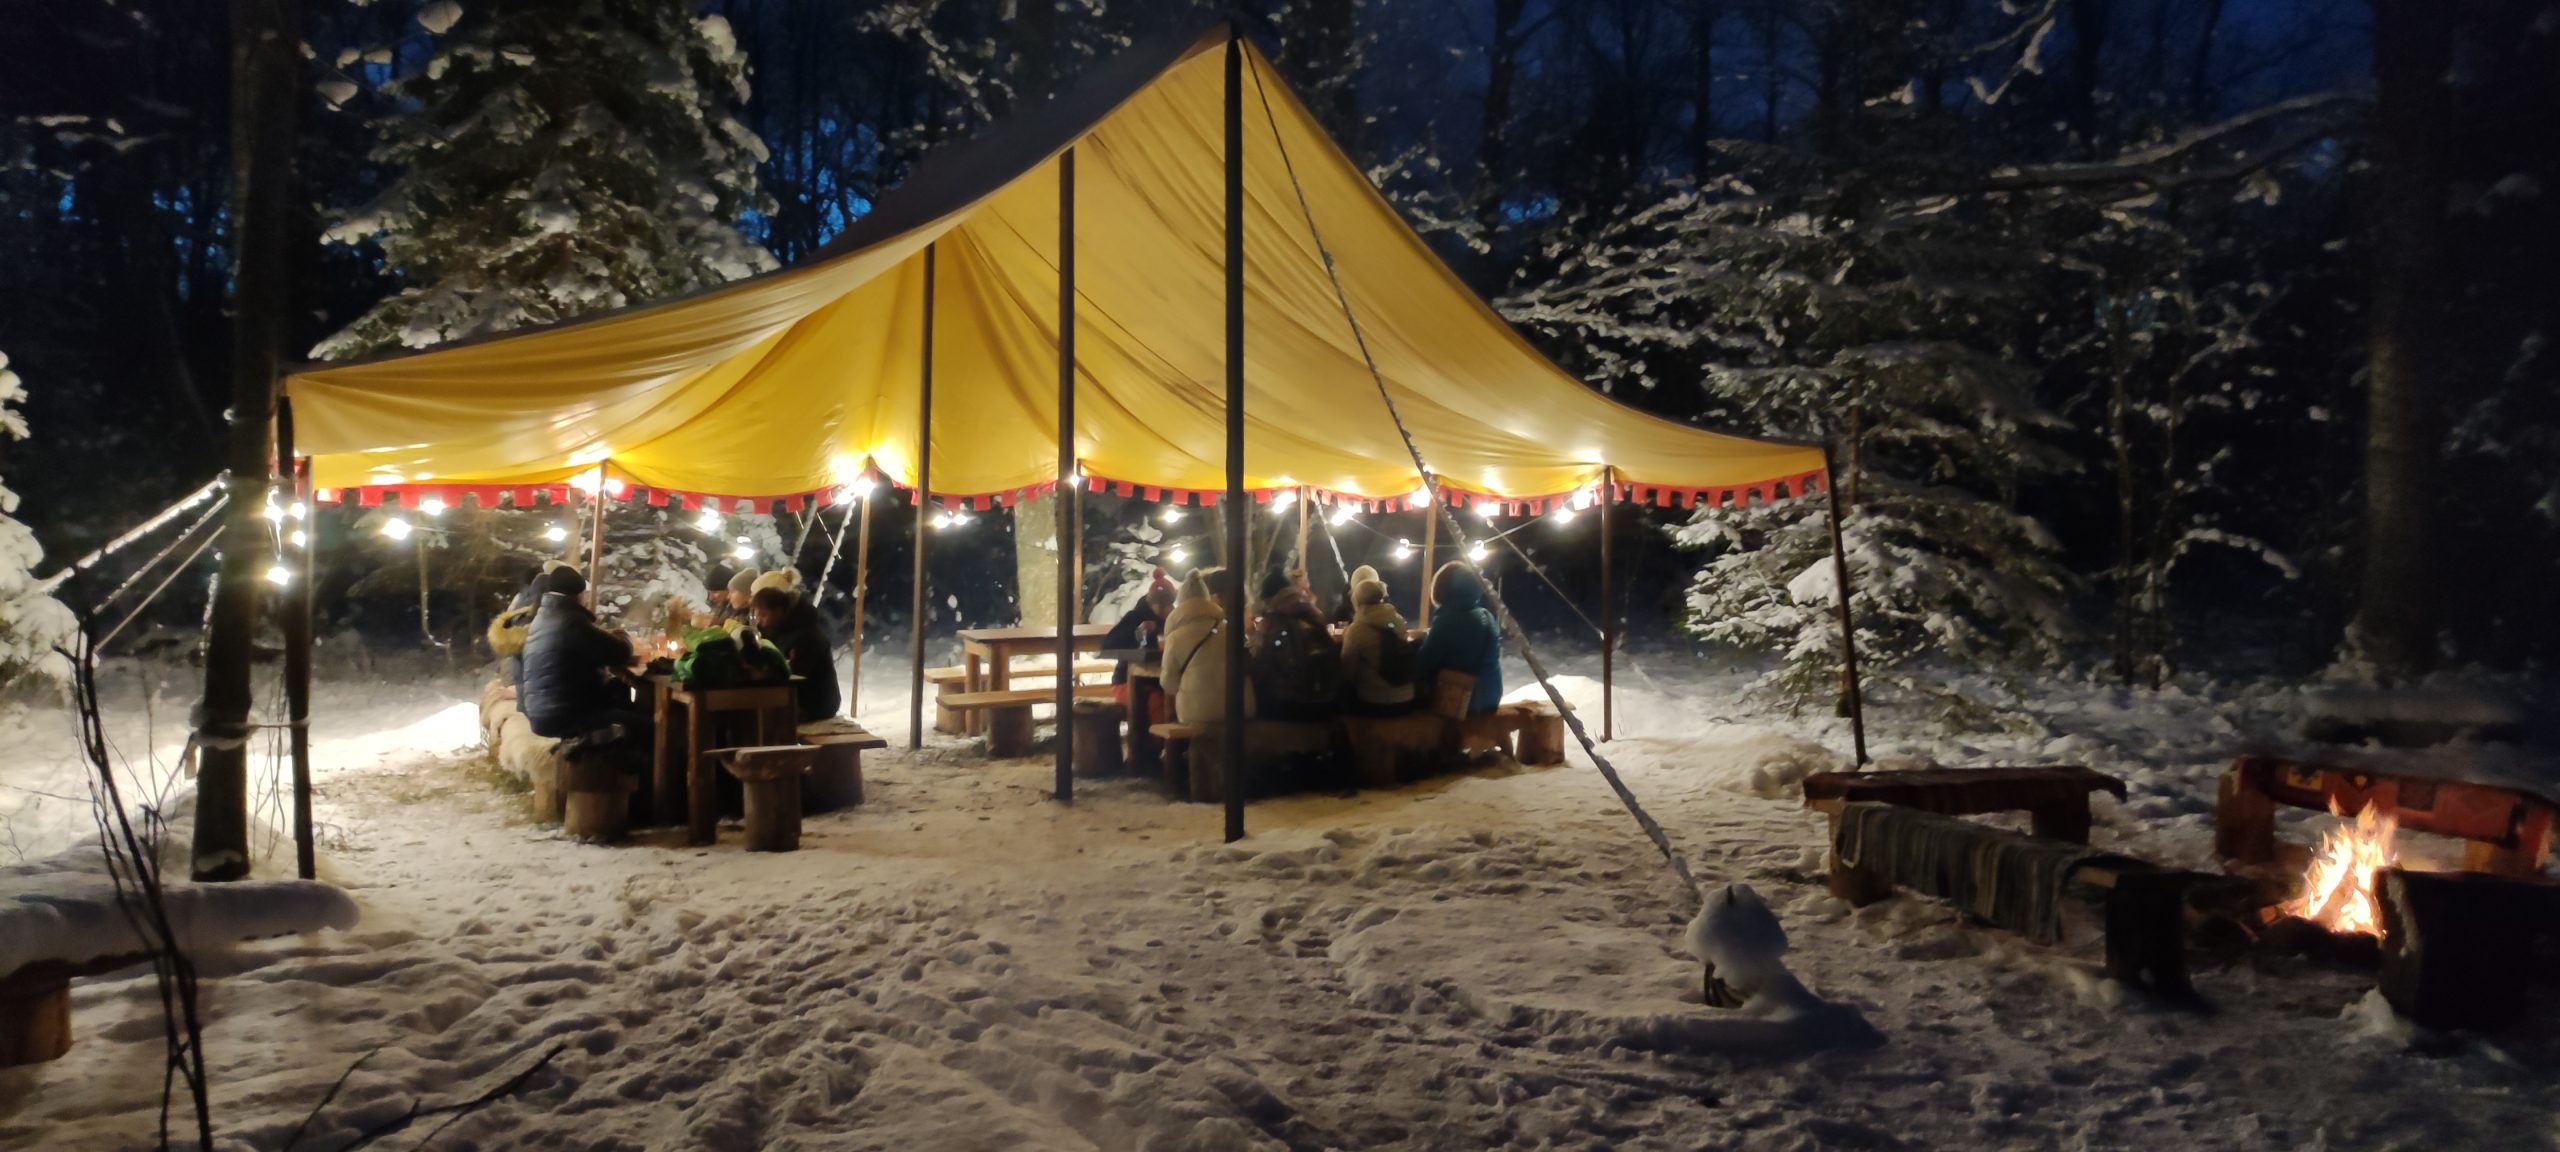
[276,24,1857,837]
[285,27,1823,513]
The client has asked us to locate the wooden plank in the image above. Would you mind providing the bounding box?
[944,683,1114,709]
[954,624,1113,645]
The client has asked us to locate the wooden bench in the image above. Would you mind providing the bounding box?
[797,718,885,810]
[1149,720,1333,803]
[1827,801,2202,1000]
[1801,765,2128,845]
[715,745,823,851]
[945,683,1117,757]
[929,660,1118,735]
[1152,722,1203,798]
[2217,754,2558,877]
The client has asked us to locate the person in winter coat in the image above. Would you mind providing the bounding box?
[725,567,760,617]
[748,568,841,723]
[1333,565,1379,624]
[1337,575,1418,716]
[1416,561,1503,717]
[696,564,743,627]
[1162,568,1253,725]
[1251,568,1341,721]
[519,565,647,740]
[1103,569,1177,686]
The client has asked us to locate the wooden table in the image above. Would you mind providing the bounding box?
[960,624,1112,695]
[1800,765,2127,844]
[649,675,800,846]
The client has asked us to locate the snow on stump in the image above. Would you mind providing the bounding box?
[795,718,884,812]
[718,745,821,852]
[1070,700,1125,778]
[1511,699,1567,766]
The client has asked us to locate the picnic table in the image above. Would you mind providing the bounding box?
[1800,765,2127,844]
[1097,649,1165,777]
[643,673,802,846]
[961,624,1113,694]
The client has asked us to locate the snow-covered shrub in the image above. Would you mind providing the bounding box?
[0,351,78,687]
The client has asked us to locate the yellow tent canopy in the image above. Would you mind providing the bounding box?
[287,26,1824,516]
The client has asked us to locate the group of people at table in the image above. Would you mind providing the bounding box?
[1099,560,1507,732]
[498,561,840,747]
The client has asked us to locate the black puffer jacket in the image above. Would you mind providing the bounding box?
[519,593,635,738]
[760,600,842,722]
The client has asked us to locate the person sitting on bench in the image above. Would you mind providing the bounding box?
[519,565,649,743]
[1416,562,1503,718]
[1338,574,1418,717]
[1102,568,1177,717]
[749,567,842,723]
[1251,567,1341,722]
[1163,568,1252,725]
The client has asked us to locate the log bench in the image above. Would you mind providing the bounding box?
[797,718,886,810]
[1826,801,2204,1000]
[945,683,1116,758]
[2217,754,2558,877]
[930,660,1118,736]
[1801,765,2128,845]
[715,746,823,852]
[2378,867,2560,1032]
[1149,721,1335,803]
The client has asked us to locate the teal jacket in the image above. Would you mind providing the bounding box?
[1416,565,1504,714]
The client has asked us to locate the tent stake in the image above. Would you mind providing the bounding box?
[1056,146,1078,804]
[1822,443,1869,766]
[1221,27,1248,843]
[1600,465,1615,743]
[277,401,314,880]
[910,244,938,751]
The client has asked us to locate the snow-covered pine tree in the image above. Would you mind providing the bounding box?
[1503,177,2077,712]
[316,0,777,356]
[0,351,81,687]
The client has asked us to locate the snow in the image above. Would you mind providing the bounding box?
[0,872,359,977]
[1,642,2555,1149]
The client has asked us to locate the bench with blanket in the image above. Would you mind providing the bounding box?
[1826,801,2204,999]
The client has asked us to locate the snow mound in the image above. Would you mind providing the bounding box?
[0,877,360,976]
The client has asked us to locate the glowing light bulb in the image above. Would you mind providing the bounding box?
[850,475,876,498]
[1409,485,1432,507]
[1552,506,1578,526]
[602,478,627,498]
[732,541,755,560]
[1466,541,1489,562]
[1330,505,1356,526]
[265,564,292,586]
[419,495,447,517]
[1393,538,1414,561]
[1161,505,1185,524]
[1569,488,1598,511]
[1167,546,1188,564]
[380,517,412,541]
[952,510,974,526]
[287,501,309,521]
[543,522,568,542]
[695,509,722,533]
[1270,489,1298,516]
[1475,502,1498,522]
[932,512,953,530]
[288,529,307,548]
[261,500,285,523]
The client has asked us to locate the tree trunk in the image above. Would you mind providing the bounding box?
[1689,0,1718,175]
[193,0,302,882]
[1015,490,1059,627]
[1475,0,1531,238]
[2351,0,2453,679]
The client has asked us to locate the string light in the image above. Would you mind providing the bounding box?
[543,522,569,542]
[287,501,309,522]
[419,495,447,517]
[380,517,412,541]
[849,475,876,498]
[261,499,285,523]
[1161,505,1185,524]
[1167,546,1188,564]
[265,563,293,587]
[931,512,954,530]
[288,529,308,548]
[1392,538,1414,561]
[1569,488,1599,512]
[1329,504,1356,526]
[1552,505,1578,526]
[1466,541,1489,562]
[1269,489,1298,517]
[952,509,975,526]
[732,537,756,560]
[694,509,722,533]
[1475,502,1498,522]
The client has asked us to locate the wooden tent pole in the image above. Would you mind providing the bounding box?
[1055,146,1078,803]
[1419,486,1437,630]
[1221,28,1248,843]
[277,400,314,880]
[585,463,606,601]
[1822,444,1869,766]
[909,244,938,750]
[1600,466,1615,744]
[1295,486,1310,571]
[848,491,872,717]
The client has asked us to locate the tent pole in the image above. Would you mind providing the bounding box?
[848,490,872,718]
[910,244,938,751]
[586,463,606,601]
[1295,486,1309,572]
[1419,486,1437,630]
[1600,465,1615,744]
[1055,146,1078,804]
[1822,443,1869,766]
[1221,28,1248,843]
[277,401,314,880]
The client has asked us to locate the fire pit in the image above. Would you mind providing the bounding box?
[2216,754,2556,878]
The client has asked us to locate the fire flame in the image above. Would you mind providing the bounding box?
[2282,801,2399,936]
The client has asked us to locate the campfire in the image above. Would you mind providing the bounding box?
[2281,801,2400,937]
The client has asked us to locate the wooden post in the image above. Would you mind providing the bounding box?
[910,244,938,750]
[585,463,607,599]
[1599,466,1615,744]
[1822,444,1869,766]
[1055,145,1078,804]
[848,490,872,716]
[277,402,315,880]
[1418,484,1437,630]
[1295,486,1310,571]
[1221,28,1248,843]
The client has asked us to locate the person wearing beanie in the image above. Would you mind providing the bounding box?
[519,563,647,741]
[1416,561,1504,717]
[1101,568,1179,692]
[1338,575,1418,716]
[1250,567,1340,721]
[748,569,840,722]
[1161,568,1252,725]
[1333,564,1380,623]
[725,567,760,614]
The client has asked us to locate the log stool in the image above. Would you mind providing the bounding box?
[530,742,569,823]
[0,973,71,1067]
[718,746,822,852]
[1071,700,1126,778]
[1342,713,1445,788]
[557,752,637,844]
[1513,700,1567,766]
[1152,723,1202,799]
[796,718,886,812]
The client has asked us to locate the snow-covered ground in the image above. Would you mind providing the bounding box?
[3,641,2557,1150]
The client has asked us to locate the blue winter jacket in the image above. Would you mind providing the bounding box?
[519,593,636,738]
[1416,565,1504,715]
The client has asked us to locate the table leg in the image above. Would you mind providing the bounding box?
[1129,679,1160,776]
[651,688,678,827]
[986,651,1011,738]
[964,650,985,736]
[687,701,713,846]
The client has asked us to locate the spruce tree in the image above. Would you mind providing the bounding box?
[0,351,76,688]
[317,0,777,357]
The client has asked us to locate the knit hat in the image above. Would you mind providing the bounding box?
[1352,578,1388,608]
[1349,565,1379,589]
[1259,569,1294,601]
[1176,569,1213,604]
[751,567,804,598]
[727,567,760,595]
[704,564,736,592]
[540,564,587,599]
[1148,567,1175,597]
